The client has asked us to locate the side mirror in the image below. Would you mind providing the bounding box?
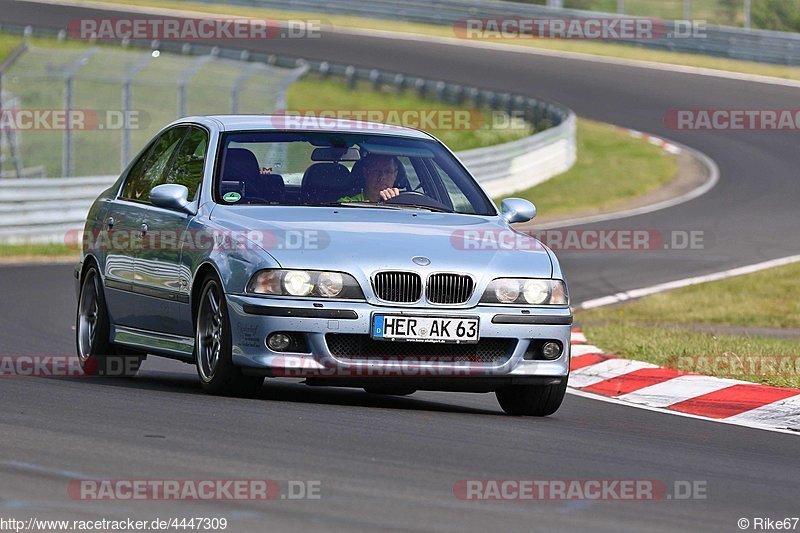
[150,184,192,214]
[500,198,536,224]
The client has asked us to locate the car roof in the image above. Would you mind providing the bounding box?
[175,115,436,140]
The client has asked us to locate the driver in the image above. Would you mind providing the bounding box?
[338,154,402,203]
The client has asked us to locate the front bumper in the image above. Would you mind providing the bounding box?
[226,294,571,382]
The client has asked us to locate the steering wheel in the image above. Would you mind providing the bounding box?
[382,191,452,212]
[383,191,428,203]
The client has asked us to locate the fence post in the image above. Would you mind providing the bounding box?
[121,51,152,171]
[743,0,751,30]
[0,42,29,178]
[178,52,214,118]
[62,48,98,178]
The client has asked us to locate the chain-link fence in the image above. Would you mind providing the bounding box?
[0,38,306,178]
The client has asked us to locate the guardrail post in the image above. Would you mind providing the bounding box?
[414,78,426,97]
[369,69,380,90]
[345,65,356,90]
[393,74,404,95]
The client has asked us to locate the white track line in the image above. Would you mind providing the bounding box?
[577,254,800,309]
[534,139,719,230]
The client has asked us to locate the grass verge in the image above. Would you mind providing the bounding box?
[0,243,78,259]
[512,119,676,218]
[575,262,800,387]
[94,0,800,81]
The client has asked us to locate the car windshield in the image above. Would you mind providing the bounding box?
[215,131,495,215]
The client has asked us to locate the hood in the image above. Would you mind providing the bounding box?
[212,205,553,284]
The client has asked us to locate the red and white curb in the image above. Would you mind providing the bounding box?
[615,127,681,155]
[568,329,800,434]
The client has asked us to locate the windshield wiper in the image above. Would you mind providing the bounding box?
[385,202,454,213]
[311,202,404,210]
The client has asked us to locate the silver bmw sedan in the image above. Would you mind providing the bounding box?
[75,115,572,416]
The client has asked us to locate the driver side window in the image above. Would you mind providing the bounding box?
[120,127,188,203]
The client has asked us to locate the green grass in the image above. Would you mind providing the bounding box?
[511,119,676,218]
[0,243,77,258]
[578,261,800,329]
[552,0,742,25]
[580,324,800,388]
[94,0,800,81]
[575,261,800,387]
[0,34,22,59]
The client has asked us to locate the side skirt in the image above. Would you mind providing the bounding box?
[113,326,195,363]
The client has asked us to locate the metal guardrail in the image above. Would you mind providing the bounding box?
[0,23,577,243]
[459,113,576,198]
[222,0,800,66]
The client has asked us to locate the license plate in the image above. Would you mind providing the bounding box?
[372,315,479,343]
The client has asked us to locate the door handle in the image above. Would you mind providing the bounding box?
[141,223,148,235]
[106,217,114,229]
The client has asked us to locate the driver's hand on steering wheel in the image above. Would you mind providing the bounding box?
[379,188,401,201]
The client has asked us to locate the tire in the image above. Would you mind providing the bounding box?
[363,386,416,396]
[76,265,144,377]
[195,276,264,397]
[495,377,568,416]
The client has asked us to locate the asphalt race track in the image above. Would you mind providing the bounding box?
[1,2,799,531]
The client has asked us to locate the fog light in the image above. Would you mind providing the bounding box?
[267,333,292,352]
[542,341,563,360]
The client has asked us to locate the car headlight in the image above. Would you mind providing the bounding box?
[247,269,364,299]
[283,271,313,296]
[481,278,568,306]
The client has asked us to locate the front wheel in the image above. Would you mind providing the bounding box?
[76,265,144,377]
[195,277,263,397]
[495,378,568,416]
